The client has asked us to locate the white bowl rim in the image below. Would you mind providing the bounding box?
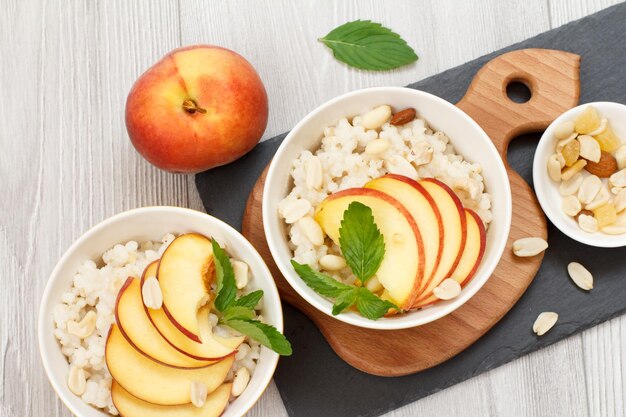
[38,206,282,417]
[533,101,626,248]
[262,86,512,330]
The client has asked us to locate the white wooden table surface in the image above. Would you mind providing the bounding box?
[2,1,624,416]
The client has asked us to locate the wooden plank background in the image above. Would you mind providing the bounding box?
[0,1,623,416]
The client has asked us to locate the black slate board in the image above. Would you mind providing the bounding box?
[196,4,626,416]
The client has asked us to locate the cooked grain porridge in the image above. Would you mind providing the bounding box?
[53,234,261,415]
[279,105,492,287]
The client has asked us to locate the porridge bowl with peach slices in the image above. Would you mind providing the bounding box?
[38,207,289,417]
[263,87,512,330]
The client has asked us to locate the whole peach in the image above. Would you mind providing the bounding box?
[126,45,268,173]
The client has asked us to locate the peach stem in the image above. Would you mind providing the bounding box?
[182,99,207,114]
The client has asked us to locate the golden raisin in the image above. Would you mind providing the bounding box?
[593,203,617,228]
[561,139,581,167]
[575,106,601,134]
[594,127,621,153]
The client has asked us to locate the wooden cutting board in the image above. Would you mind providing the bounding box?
[242,49,580,376]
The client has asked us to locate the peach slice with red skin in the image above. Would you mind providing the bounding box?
[112,381,232,417]
[142,260,243,361]
[105,324,234,405]
[314,187,425,309]
[365,174,444,297]
[158,233,215,342]
[115,277,215,368]
[414,208,486,307]
[411,178,467,306]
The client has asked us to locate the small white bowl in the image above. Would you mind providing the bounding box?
[262,87,512,330]
[533,102,626,248]
[38,207,282,417]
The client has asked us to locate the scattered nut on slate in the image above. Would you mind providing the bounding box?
[533,312,558,336]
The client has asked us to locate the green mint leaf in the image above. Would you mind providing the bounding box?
[212,239,236,312]
[331,288,359,315]
[223,318,292,356]
[319,20,418,71]
[291,260,353,297]
[338,202,385,284]
[355,287,400,320]
[233,290,264,309]
[220,306,256,322]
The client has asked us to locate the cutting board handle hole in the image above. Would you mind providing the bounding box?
[506,80,532,103]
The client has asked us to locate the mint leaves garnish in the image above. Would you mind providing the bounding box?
[212,239,292,356]
[291,261,352,297]
[221,318,292,356]
[319,20,418,71]
[339,201,385,284]
[291,202,399,320]
[233,290,264,309]
[212,239,236,312]
[291,261,398,319]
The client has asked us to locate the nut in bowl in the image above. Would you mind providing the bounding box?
[263,87,512,330]
[534,102,626,247]
[38,207,288,417]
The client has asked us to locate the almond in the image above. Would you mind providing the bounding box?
[390,108,417,126]
[584,151,618,178]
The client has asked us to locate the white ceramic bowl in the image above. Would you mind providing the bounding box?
[533,102,626,248]
[263,86,512,330]
[38,206,282,417]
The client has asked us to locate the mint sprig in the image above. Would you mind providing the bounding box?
[319,20,418,71]
[291,261,352,297]
[355,288,398,320]
[212,239,236,312]
[221,306,255,322]
[292,261,399,319]
[212,239,292,356]
[233,290,264,309]
[220,318,292,356]
[339,201,385,284]
[291,201,399,320]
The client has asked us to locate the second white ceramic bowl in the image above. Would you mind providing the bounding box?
[263,87,512,330]
[38,207,282,417]
[533,102,626,248]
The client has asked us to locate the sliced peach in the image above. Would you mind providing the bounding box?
[415,209,485,307]
[315,188,425,309]
[142,261,243,361]
[158,233,215,342]
[365,174,443,297]
[105,325,233,405]
[115,277,214,368]
[412,178,467,306]
[111,381,232,417]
